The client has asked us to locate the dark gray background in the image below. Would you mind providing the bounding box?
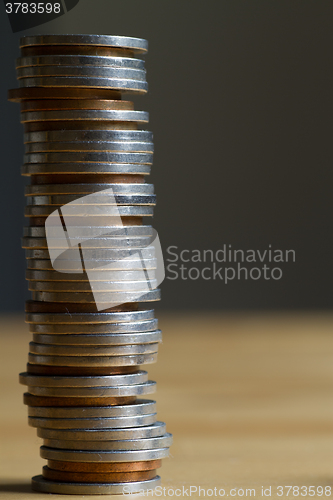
[0,0,332,311]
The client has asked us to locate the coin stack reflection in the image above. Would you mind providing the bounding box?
[9,35,172,495]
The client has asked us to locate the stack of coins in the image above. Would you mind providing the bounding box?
[9,34,172,495]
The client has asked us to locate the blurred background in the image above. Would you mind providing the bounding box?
[0,0,332,311]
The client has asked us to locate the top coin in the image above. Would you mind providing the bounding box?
[20,36,148,53]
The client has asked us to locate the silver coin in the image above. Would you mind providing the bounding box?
[29,400,156,418]
[24,130,152,143]
[28,380,156,398]
[30,319,158,333]
[19,77,148,91]
[40,446,169,462]
[29,413,157,429]
[20,35,148,52]
[22,163,151,175]
[28,194,156,206]
[25,310,155,324]
[31,289,161,305]
[25,183,154,196]
[21,110,149,123]
[25,205,154,217]
[37,421,165,440]
[17,55,146,70]
[26,269,156,282]
[26,257,157,271]
[29,341,159,356]
[32,331,162,347]
[26,246,155,260]
[25,141,154,153]
[23,236,154,249]
[24,224,153,237]
[28,352,158,366]
[32,331,162,346]
[43,433,172,451]
[20,371,148,387]
[31,475,161,495]
[17,66,146,80]
[25,152,153,164]
[29,280,158,293]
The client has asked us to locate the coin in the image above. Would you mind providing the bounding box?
[22,163,151,175]
[17,66,146,81]
[42,466,157,483]
[20,371,148,387]
[24,224,153,236]
[43,433,172,451]
[25,141,154,153]
[23,236,155,249]
[31,475,161,495]
[27,245,155,260]
[32,331,162,346]
[24,393,136,407]
[21,109,149,123]
[26,183,154,195]
[26,258,157,272]
[38,421,165,440]
[46,459,161,472]
[24,129,153,143]
[26,364,138,376]
[21,99,134,112]
[27,269,156,282]
[19,77,148,92]
[29,281,158,293]
[17,55,145,70]
[27,381,156,398]
[8,87,122,102]
[20,35,148,53]
[29,399,156,418]
[29,413,157,429]
[28,352,158,366]
[25,310,155,324]
[40,446,169,462]
[25,152,153,165]
[25,300,140,313]
[25,206,154,217]
[30,319,158,333]
[29,341,159,356]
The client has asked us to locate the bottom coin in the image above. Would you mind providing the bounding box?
[42,465,157,483]
[32,474,161,494]
[47,459,162,473]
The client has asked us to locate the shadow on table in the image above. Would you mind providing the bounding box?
[0,482,32,493]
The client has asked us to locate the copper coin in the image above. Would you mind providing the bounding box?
[21,100,133,112]
[8,87,122,102]
[24,393,136,407]
[25,300,138,314]
[26,364,137,377]
[30,175,144,185]
[47,459,162,473]
[42,466,156,483]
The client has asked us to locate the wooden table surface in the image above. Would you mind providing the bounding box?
[0,313,332,499]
